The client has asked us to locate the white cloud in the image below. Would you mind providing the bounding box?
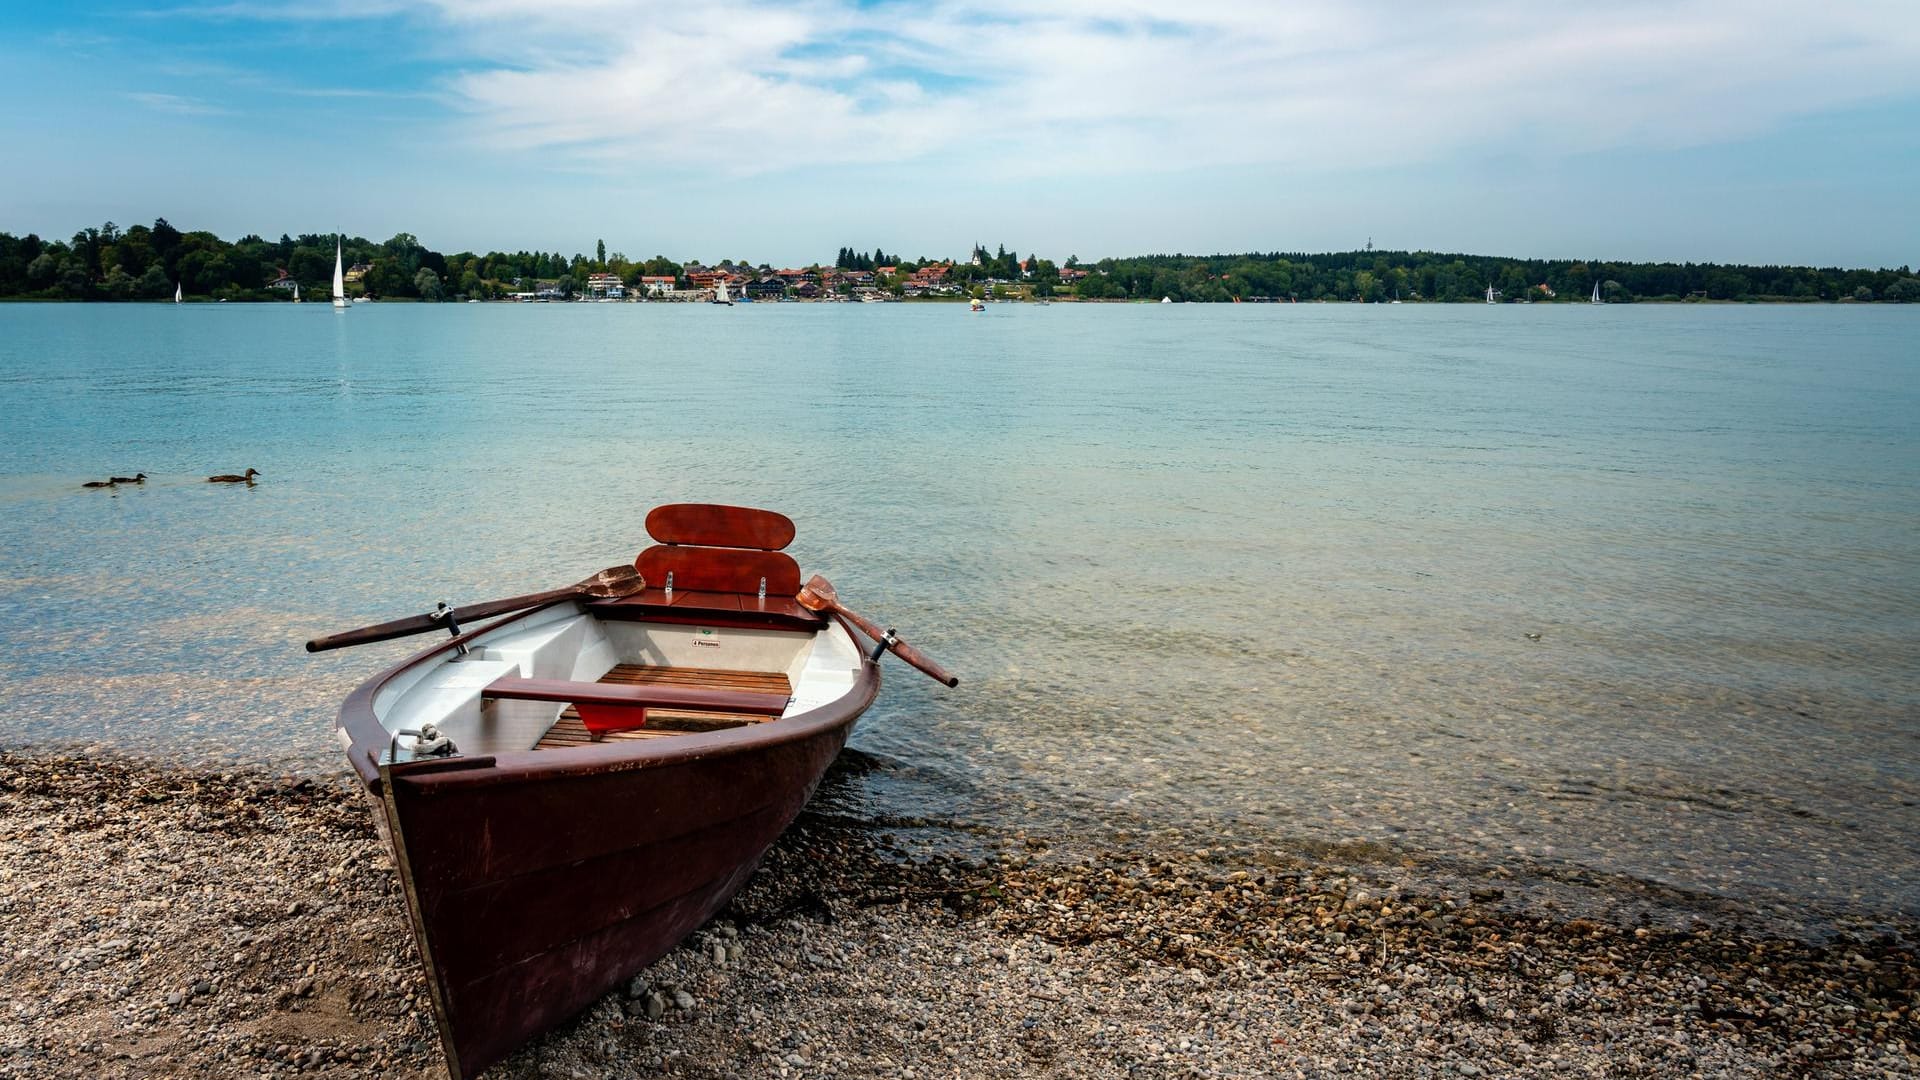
[125,91,230,116]
[188,0,1920,176]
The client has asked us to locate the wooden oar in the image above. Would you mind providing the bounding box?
[796,575,959,687]
[305,566,645,653]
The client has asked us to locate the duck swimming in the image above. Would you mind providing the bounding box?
[208,468,261,484]
[81,478,116,489]
[109,472,148,484]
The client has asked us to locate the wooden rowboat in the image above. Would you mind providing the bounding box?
[326,505,955,1079]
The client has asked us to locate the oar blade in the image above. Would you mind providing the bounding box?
[578,565,645,599]
[796,574,837,612]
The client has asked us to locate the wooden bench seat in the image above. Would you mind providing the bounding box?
[485,674,788,741]
[588,588,827,632]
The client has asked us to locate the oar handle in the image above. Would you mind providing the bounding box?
[881,636,960,688]
[305,587,576,653]
[830,603,960,688]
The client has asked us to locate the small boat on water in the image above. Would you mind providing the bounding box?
[1592,281,1602,304]
[174,281,182,304]
[969,294,985,312]
[333,237,348,310]
[712,278,734,306]
[316,504,956,1080]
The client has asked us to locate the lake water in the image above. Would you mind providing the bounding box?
[1,301,1915,936]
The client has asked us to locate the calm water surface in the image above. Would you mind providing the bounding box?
[2,301,1916,934]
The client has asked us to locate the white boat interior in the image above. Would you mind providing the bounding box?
[370,602,865,760]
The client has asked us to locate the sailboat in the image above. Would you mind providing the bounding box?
[1485,284,1497,305]
[1591,281,1601,304]
[332,238,348,310]
[293,282,302,304]
[711,278,734,306]
[173,282,182,304]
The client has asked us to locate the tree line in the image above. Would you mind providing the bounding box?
[1,219,1913,303]
[1068,250,1920,303]
[833,247,901,271]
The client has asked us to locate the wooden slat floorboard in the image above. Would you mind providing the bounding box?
[532,665,793,751]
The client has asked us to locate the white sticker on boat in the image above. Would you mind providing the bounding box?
[692,627,720,648]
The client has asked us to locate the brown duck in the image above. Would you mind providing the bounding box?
[110,472,148,484]
[81,478,116,488]
[208,468,261,484]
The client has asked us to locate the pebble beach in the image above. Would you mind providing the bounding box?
[3,750,1914,1079]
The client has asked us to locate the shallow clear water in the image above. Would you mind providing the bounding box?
[2,301,1916,931]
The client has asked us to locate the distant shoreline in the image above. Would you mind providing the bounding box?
[3,295,1913,306]
[4,220,1915,306]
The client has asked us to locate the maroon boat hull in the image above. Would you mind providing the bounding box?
[339,606,881,1080]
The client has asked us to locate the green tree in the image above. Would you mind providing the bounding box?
[1705,270,1750,300]
[136,264,172,298]
[289,245,331,285]
[57,256,90,298]
[102,265,135,299]
[225,249,264,293]
[414,267,444,301]
[383,233,426,278]
[150,218,181,268]
[364,259,410,298]
[1076,273,1116,299]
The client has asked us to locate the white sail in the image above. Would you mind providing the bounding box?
[1486,284,1496,304]
[332,238,347,309]
[716,278,730,303]
[173,282,182,304]
[1592,281,1601,304]
[293,282,301,302]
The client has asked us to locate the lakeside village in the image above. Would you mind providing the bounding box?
[434,249,1047,304]
[4,221,1918,304]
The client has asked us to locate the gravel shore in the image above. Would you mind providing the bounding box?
[2,751,1914,1079]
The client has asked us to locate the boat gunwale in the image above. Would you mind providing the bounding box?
[336,598,881,794]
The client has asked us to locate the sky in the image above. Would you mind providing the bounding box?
[1,1,1916,268]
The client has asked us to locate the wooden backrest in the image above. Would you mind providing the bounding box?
[637,503,801,595]
[635,545,801,595]
[646,504,795,551]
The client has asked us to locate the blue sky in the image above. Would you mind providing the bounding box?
[2,1,1916,268]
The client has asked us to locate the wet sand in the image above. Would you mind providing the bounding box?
[1,751,1914,1079]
